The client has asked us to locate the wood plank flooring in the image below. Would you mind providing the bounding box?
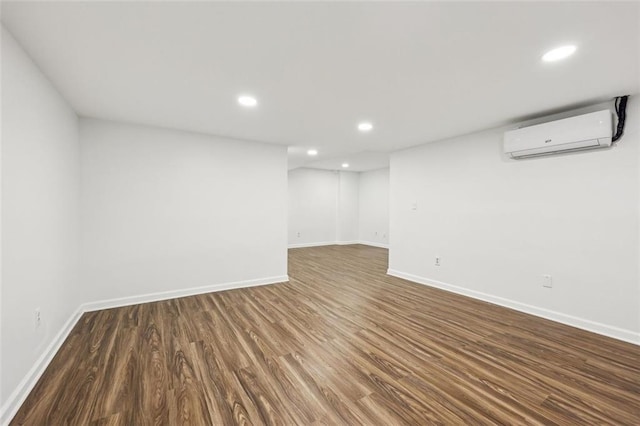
[11,244,640,424]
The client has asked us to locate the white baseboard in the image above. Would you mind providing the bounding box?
[288,240,389,249]
[0,306,84,426]
[336,240,359,246]
[0,274,289,425]
[357,240,389,249]
[288,241,336,249]
[82,275,289,312]
[387,269,640,346]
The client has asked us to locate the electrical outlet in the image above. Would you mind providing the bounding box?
[542,274,552,288]
[375,231,378,236]
[297,232,301,238]
[435,256,441,266]
[35,308,41,329]
[383,233,387,239]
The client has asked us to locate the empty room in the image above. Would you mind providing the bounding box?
[1,1,639,424]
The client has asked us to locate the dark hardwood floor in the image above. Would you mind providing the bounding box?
[11,245,640,424]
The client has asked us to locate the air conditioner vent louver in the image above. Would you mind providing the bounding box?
[504,110,612,159]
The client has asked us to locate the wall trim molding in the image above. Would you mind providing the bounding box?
[336,240,359,246]
[0,306,85,426]
[357,240,389,249]
[82,275,289,312]
[288,241,336,249]
[387,269,640,346]
[289,240,389,249]
[0,274,289,425]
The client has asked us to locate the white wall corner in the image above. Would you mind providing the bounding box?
[387,269,640,346]
[0,275,289,425]
[0,307,84,426]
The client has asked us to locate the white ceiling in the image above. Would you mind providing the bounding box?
[2,2,638,172]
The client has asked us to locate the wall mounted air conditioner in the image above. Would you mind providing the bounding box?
[504,110,612,159]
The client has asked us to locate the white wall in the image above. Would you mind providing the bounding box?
[338,171,359,243]
[1,27,80,410]
[80,118,288,303]
[288,168,339,246]
[389,100,640,343]
[288,169,365,247]
[358,168,389,247]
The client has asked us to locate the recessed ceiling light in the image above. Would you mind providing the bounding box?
[358,122,373,132]
[307,149,318,156]
[542,45,577,62]
[238,95,258,107]
[342,163,350,168]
